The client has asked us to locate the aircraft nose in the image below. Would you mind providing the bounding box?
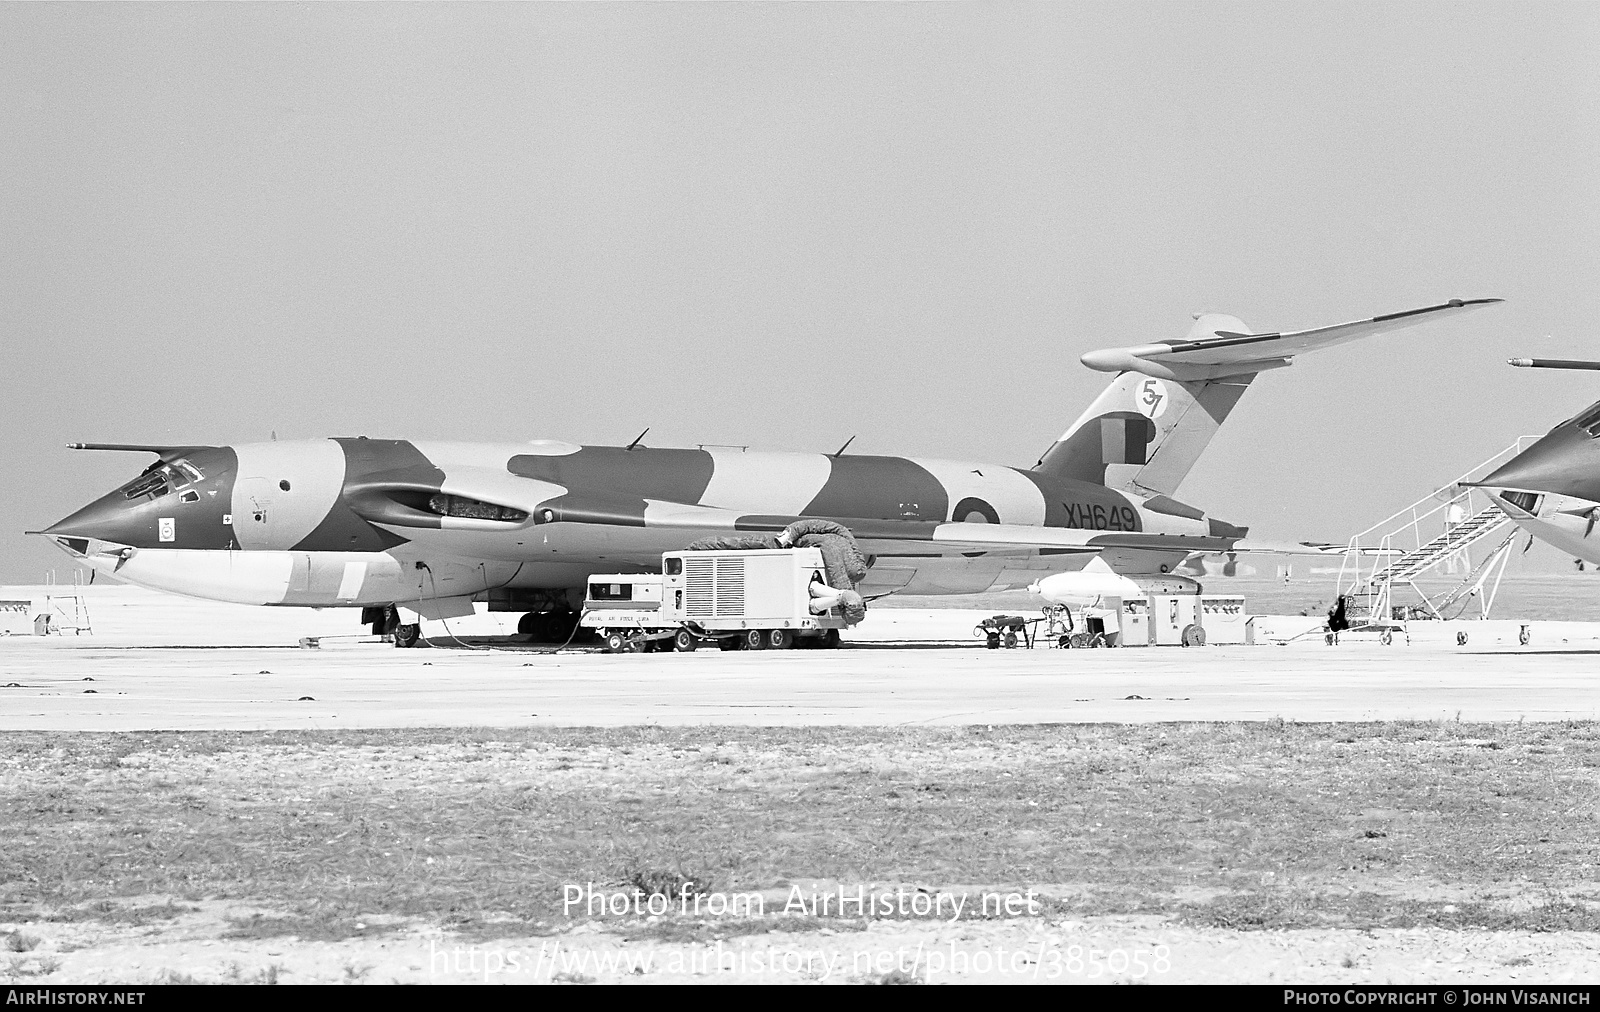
[41,488,146,547]
[1477,424,1600,502]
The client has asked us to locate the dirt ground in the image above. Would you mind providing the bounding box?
[4,723,1599,985]
[6,904,1600,984]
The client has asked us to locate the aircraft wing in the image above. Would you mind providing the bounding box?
[1080,299,1501,380]
[643,501,1301,558]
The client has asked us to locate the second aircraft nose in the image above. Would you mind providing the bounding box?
[1476,417,1600,503]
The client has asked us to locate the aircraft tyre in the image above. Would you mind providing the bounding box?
[394,624,422,649]
[673,629,698,652]
[742,629,765,650]
[767,629,793,650]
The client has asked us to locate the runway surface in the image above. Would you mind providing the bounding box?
[4,585,1600,729]
[6,634,1600,730]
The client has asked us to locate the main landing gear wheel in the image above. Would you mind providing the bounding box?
[673,629,698,652]
[394,624,422,649]
[766,629,794,650]
[742,629,765,650]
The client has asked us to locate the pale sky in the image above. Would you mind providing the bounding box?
[4,2,1598,583]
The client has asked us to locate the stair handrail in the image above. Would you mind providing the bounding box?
[1346,437,1540,547]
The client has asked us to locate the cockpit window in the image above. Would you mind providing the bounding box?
[123,472,168,499]
[1574,401,1600,438]
[121,460,201,499]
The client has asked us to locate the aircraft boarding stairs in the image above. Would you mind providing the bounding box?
[1332,438,1538,635]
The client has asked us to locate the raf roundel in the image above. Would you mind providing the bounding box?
[1136,378,1168,420]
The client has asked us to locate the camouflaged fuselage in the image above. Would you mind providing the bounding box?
[45,437,1246,605]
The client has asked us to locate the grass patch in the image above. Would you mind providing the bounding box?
[2,722,1599,937]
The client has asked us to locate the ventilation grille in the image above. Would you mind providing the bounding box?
[682,556,747,617]
[685,558,715,617]
[714,558,745,616]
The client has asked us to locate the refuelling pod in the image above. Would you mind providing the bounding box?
[1031,569,1201,608]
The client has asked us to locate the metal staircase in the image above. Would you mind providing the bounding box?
[1373,504,1511,585]
[1336,438,1539,624]
[43,569,92,635]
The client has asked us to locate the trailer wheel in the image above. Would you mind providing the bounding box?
[604,632,626,653]
[673,629,698,652]
[821,629,841,649]
[394,623,422,649]
[767,629,793,650]
[1003,631,1018,649]
[1181,624,1206,647]
[742,629,765,650]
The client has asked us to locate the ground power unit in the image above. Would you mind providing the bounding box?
[581,547,849,652]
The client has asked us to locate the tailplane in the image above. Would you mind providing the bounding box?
[1034,299,1502,496]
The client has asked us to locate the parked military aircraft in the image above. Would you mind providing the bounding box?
[34,299,1499,643]
[1471,357,1600,566]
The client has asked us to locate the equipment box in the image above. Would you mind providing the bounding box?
[1118,598,1151,647]
[0,599,34,636]
[1150,595,1199,646]
[1199,595,1249,644]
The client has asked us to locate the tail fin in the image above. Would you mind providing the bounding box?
[1034,360,1254,495]
[1036,299,1503,495]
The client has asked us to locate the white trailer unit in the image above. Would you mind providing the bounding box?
[1199,595,1250,645]
[0,600,35,636]
[1150,595,1203,646]
[1117,598,1151,647]
[582,547,848,652]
